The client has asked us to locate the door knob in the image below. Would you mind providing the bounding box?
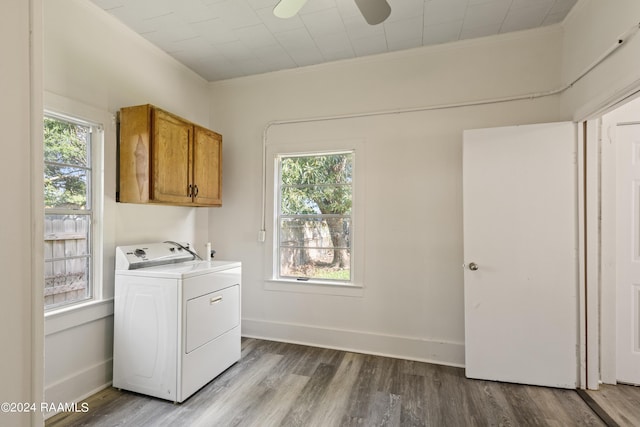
[468,262,479,271]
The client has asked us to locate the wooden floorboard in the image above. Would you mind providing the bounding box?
[46,338,634,427]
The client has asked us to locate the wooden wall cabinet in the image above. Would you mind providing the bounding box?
[118,104,222,207]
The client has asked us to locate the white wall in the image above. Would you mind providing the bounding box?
[0,0,43,425]
[208,27,567,365]
[42,0,213,412]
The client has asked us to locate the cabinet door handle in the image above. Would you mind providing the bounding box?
[210,296,222,304]
[187,184,192,197]
[193,185,199,197]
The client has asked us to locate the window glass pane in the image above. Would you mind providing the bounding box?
[280,185,352,215]
[279,217,351,248]
[44,257,90,308]
[281,153,352,185]
[44,117,89,166]
[279,247,350,281]
[44,165,88,209]
[44,116,91,210]
[44,214,91,308]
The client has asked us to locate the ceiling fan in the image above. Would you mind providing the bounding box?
[274,0,392,25]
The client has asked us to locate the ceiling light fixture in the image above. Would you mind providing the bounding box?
[273,0,392,25]
[273,0,307,19]
[354,0,391,25]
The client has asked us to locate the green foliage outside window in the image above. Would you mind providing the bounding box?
[44,117,90,210]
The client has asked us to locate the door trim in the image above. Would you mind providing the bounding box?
[580,120,601,390]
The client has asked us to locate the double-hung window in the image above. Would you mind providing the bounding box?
[276,151,354,283]
[44,113,101,310]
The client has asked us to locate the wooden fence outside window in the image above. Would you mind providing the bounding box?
[44,216,90,307]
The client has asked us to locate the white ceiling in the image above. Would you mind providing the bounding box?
[89,0,578,82]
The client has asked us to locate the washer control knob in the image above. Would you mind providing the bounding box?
[134,248,146,257]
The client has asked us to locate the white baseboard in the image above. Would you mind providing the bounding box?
[242,318,465,368]
[44,359,113,419]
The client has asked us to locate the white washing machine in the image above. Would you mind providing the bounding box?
[113,242,241,403]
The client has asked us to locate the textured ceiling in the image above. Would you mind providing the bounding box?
[89,0,578,82]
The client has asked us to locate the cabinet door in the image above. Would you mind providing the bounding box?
[193,126,222,206]
[118,105,151,203]
[152,109,193,204]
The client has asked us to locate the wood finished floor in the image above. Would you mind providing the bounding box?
[585,383,640,427]
[46,338,634,427]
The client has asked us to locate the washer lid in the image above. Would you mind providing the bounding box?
[115,259,241,279]
[115,242,195,270]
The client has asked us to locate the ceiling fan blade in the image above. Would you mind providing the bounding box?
[354,0,391,25]
[273,0,309,19]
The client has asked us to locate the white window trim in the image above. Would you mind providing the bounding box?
[264,139,365,297]
[43,92,112,330]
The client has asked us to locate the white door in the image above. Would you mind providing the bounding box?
[463,122,578,388]
[616,123,640,385]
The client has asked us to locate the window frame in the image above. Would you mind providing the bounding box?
[276,150,354,282]
[43,110,104,312]
[265,139,365,296]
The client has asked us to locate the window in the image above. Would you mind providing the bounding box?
[276,151,353,283]
[44,113,101,310]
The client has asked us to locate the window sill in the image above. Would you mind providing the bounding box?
[45,298,114,336]
[264,279,364,297]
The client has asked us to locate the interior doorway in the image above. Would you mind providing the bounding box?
[598,95,640,387]
[613,120,640,385]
